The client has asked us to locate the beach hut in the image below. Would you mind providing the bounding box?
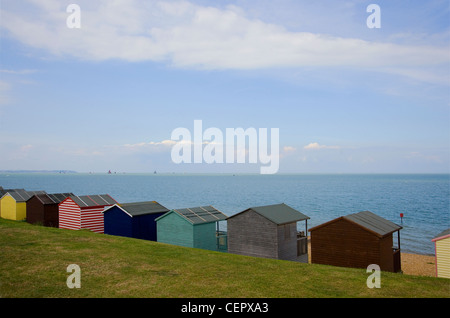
[309,210,403,272]
[0,189,47,221]
[155,205,228,251]
[0,188,23,217]
[431,229,450,279]
[58,194,117,233]
[26,193,73,227]
[227,203,310,263]
[103,201,169,241]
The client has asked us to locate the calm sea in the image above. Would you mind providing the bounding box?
[1,173,448,255]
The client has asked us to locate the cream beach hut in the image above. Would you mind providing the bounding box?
[432,229,450,279]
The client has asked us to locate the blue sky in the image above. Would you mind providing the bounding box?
[0,0,449,173]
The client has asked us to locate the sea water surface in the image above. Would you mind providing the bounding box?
[0,173,448,255]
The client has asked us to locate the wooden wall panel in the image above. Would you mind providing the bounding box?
[228,209,278,259]
[310,218,381,270]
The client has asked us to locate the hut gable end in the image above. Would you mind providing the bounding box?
[103,201,169,241]
[227,203,310,262]
[58,197,81,231]
[228,209,279,259]
[310,217,382,269]
[155,206,226,251]
[156,210,194,248]
[309,211,402,272]
[26,195,46,225]
[58,194,116,234]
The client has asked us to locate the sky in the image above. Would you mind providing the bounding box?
[0,0,449,174]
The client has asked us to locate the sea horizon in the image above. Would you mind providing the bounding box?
[1,170,449,175]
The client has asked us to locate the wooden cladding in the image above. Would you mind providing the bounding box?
[310,218,399,272]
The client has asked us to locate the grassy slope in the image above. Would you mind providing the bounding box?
[0,218,449,298]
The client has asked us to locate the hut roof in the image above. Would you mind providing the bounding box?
[0,188,24,197]
[309,210,402,238]
[229,203,310,225]
[30,193,74,204]
[104,201,169,217]
[2,189,47,202]
[68,194,117,207]
[345,211,402,237]
[158,206,227,225]
[432,228,450,242]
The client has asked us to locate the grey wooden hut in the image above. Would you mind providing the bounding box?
[227,203,310,263]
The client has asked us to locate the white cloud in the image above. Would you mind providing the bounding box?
[283,146,296,152]
[107,140,176,155]
[304,142,340,150]
[0,0,448,84]
[124,140,176,149]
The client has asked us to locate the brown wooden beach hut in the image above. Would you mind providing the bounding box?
[227,203,310,263]
[309,210,402,272]
[26,193,73,227]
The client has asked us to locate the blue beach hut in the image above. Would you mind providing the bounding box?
[103,201,169,241]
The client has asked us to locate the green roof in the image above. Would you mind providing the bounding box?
[229,203,310,225]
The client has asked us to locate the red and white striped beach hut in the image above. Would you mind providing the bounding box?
[59,194,118,234]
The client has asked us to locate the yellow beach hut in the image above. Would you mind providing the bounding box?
[432,229,450,279]
[0,188,24,218]
[0,189,47,221]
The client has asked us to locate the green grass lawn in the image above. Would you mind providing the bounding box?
[0,218,449,298]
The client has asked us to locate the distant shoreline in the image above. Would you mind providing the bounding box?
[0,170,77,174]
[1,170,449,176]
